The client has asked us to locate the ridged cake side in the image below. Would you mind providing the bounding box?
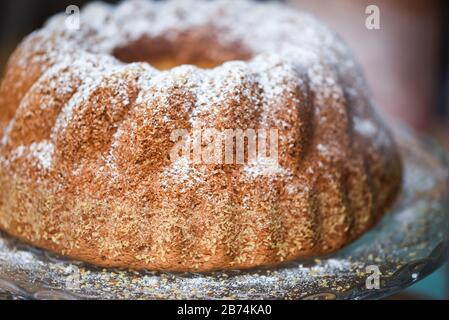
[0,0,402,271]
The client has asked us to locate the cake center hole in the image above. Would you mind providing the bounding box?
[113,36,252,70]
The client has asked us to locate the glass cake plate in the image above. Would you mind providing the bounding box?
[0,126,448,300]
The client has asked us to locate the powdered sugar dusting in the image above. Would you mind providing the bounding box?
[50,53,123,136]
[0,120,14,147]
[29,140,55,170]
[6,141,54,170]
[244,156,290,179]
[354,118,378,138]
[161,156,207,191]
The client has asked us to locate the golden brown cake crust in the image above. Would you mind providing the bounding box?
[0,0,402,271]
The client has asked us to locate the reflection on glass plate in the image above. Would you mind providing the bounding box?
[0,127,448,300]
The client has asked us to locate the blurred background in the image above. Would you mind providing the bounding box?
[0,0,447,299]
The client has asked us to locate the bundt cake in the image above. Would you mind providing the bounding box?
[0,0,402,271]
